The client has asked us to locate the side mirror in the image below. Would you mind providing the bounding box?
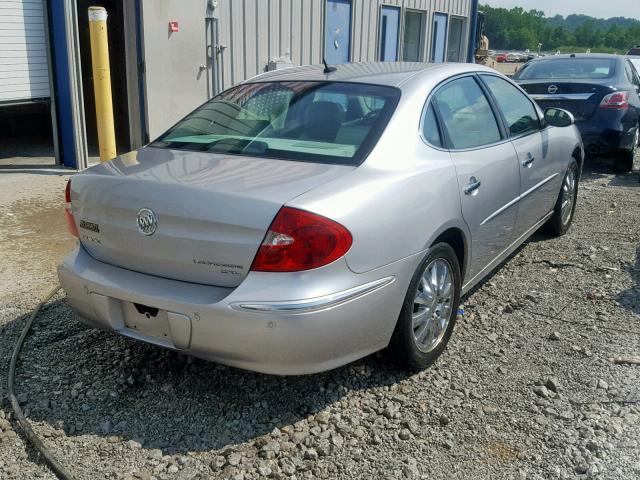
[544,107,574,128]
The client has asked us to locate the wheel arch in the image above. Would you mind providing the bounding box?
[571,144,584,175]
[431,227,468,283]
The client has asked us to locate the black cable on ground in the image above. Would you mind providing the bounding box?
[7,284,75,480]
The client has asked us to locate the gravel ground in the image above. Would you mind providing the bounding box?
[1,159,639,480]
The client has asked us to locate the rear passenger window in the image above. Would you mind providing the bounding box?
[433,76,502,149]
[422,104,442,147]
[480,75,541,137]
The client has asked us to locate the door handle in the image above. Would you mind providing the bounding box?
[464,177,481,195]
[522,153,535,168]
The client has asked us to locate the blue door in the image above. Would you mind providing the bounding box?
[431,13,448,63]
[379,6,400,61]
[325,0,352,64]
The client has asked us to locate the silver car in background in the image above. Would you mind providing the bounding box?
[59,62,583,375]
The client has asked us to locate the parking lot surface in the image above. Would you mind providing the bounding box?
[0,159,639,480]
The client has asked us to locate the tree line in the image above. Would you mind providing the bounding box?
[481,4,640,53]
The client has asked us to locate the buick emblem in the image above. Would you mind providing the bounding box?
[136,208,157,236]
[547,84,558,94]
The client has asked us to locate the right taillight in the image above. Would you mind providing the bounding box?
[599,91,629,110]
[64,179,79,238]
[250,207,352,272]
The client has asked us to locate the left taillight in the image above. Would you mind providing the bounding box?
[64,179,79,238]
[599,91,629,110]
[250,207,352,272]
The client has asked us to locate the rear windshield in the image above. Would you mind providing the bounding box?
[151,81,400,165]
[515,58,616,80]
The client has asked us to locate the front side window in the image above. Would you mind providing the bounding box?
[152,82,400,165]
[433,76,502,149]
[481,75,540,137]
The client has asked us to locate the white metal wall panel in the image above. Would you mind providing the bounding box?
[0,0,50,103]
[137,0,472,138]
[141,0,209,139]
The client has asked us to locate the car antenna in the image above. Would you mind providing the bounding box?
[323,57,337,74]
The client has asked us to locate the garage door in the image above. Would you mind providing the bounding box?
[0,0,50,104]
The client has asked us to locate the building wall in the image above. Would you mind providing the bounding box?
[139,0,471,139]
[215,0,470,89]
[141,0,210,139]
[351,0,471,62]
[215,0,326,90]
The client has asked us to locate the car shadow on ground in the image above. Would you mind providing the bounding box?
[580,159,639,187]
[2,298,417,455]
[617,245,640,316]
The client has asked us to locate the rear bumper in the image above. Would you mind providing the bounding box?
[577,122,637,156]
[58,245,417,375]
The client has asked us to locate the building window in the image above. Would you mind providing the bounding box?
[446,17,465,62]
[402,10,426,62]
[379,6,401,61]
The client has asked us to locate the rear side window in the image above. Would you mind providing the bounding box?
[421,104,442,147]
[152,81,400,165]
[481,75,540,137]
[516,58,616,80]
[433,76,502,149]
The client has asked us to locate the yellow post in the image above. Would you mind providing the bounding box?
[88,6,116,161]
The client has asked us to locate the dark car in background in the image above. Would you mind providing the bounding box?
[514,54,640,171]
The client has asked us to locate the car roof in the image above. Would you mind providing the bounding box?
[243,61,492,88]
[528,53,622,62]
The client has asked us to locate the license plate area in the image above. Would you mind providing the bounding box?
[123,302,172,340]
[90,292,193,350]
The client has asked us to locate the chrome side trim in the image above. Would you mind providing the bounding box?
[480,195,521,226]
[463,210,553,294]
[231,276,395,314]
[480,173,559,226]
[530,93,594,101]
[520,173,559,201]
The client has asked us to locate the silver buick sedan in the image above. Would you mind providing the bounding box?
[59,62,583,375]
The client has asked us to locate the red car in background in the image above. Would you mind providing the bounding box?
[495,53,507,63]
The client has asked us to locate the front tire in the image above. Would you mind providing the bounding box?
[389,243,461,369]
[547,158,579,236]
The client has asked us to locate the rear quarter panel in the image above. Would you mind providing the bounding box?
[289,86,467,276]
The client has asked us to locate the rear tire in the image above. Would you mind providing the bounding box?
[389,243,461,370]
[547,159,579,237]
[615,126,638,173]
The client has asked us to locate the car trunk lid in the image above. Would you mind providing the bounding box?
[70,147,353,287]
[518,80,613,122]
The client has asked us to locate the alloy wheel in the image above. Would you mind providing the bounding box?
[412,258,454,353]
[560,163,578,226]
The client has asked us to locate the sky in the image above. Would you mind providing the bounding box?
[483,0,640,20]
